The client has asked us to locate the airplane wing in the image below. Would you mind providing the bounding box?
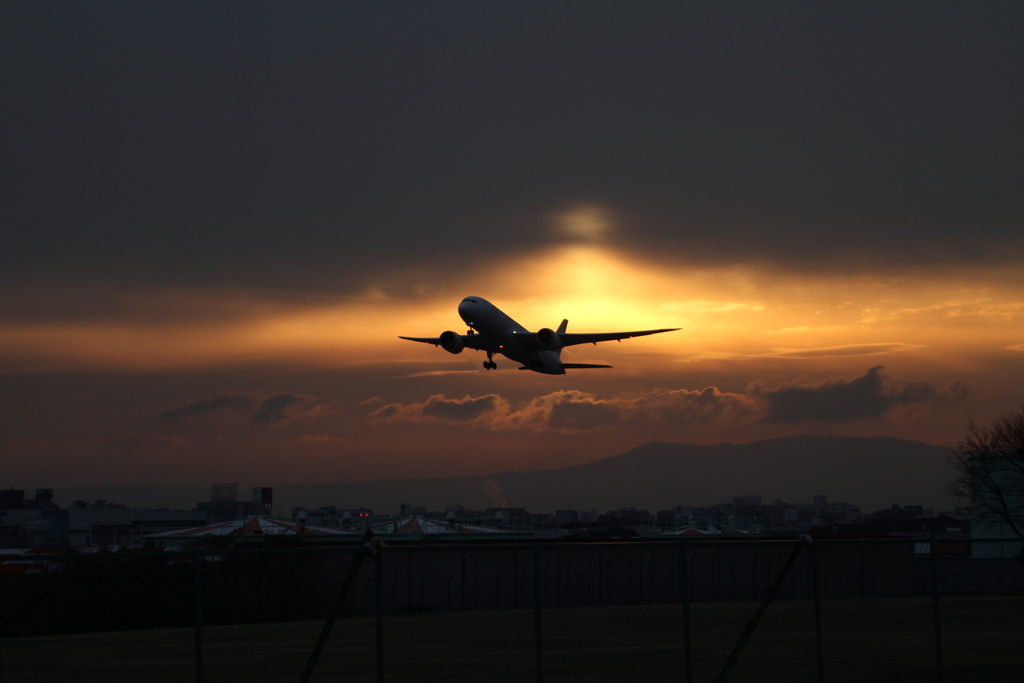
[558,328,679,347]
[398,335,492,351]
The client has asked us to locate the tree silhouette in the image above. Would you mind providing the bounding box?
[949,407,1024,537]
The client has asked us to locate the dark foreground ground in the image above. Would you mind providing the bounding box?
[3,595,1022,683]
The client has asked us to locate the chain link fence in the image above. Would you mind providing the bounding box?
[2,538,1022,682]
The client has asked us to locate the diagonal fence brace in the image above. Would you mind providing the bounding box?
[714,535,812,683]
[299,529,383,683]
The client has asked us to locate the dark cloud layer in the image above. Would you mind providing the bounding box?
[251,393,307,425]
[160,395,254,420]
[3,2,1023,296]
[160,392,323,426]
[761,366,967,423]
[102,433,181,451]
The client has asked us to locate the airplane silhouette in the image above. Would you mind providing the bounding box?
[400,296,679,374]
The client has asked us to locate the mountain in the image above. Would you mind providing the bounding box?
[55,436,953,515]
[271,435,954,514]
[58,436,954,515]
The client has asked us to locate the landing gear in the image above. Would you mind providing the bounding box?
[483,360,497,370]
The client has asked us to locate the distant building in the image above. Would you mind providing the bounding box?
[211,483,238,504]
[602,508,653,526]
[0,489,25,510]
[68,506,209,546]
[251,487,273,514]
[554,509,579,526]
[1,508,88,548]
[195,484,272,520]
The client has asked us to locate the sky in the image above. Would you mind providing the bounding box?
[2,2,1023,495]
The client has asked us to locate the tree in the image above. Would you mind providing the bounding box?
[948,407,1024,537]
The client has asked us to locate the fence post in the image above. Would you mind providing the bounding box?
[460,547,467,611]
[376,545,385,683]
[534,544,544,683]
[514,548,520,608]
[930,537,943,683]
[811,540,825,683]
[192,549,204,683]
[638,546,644,604]
[680,540,692,683]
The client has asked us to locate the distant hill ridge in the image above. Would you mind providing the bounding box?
[58,436,953,515]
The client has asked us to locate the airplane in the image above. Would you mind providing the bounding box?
[400,296,679,375]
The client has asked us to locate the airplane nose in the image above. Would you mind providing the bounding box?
[458,297,483,325]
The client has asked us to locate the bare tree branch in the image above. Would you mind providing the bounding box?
[948,407,1024,538]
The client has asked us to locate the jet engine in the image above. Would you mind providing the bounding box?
[439,330,465,354]
[535,327,562,351]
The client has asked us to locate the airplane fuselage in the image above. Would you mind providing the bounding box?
[457,297,566,374]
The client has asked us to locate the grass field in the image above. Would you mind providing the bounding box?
[3,595,1022,682]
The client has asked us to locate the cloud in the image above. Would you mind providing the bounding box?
[555,205,613,243]
[369,367,967,434]
[500,388,761,432]
[370,387,760,433]
[250,393,307,423]
[6,1,1024,309]
[400,370,480,378]
[371,394,508,425]
[296,434,342,444]
[765,343,922,359]
[160,391,334,426]
[101,433,185,450]
[758,366,966,423]
[545,394,624,431]
[160,395,255,420]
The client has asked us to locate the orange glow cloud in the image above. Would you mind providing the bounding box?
[1,245,1022,375]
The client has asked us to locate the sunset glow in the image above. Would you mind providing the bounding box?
[4,3,1023,496]
[4,245,1020,375]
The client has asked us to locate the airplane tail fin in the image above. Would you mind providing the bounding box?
[557,319,568,334]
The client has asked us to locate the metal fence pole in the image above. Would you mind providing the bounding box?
[514,548,520,608]
[811,540,825,683]
[376,546,385,683]
[192,549,204,683]
[460,548,467,611]
[638,546,644,604]
[680,540,692,683]
[534,544,544,683]
[931,538,943,683]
